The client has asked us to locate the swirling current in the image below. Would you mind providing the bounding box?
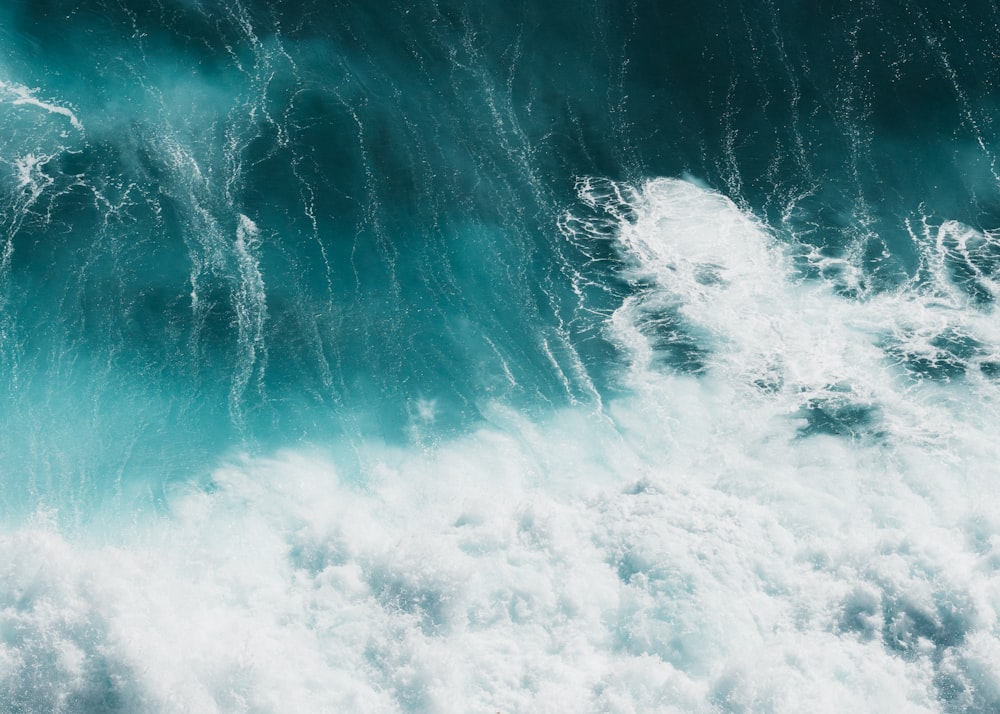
[2,1,1000,712]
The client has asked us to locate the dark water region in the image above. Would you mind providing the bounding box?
[1,0,999,511]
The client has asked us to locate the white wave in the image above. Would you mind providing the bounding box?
[2,178,1000,712]
[2,383,996,713]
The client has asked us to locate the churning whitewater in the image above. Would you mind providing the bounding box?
[2,0,1000,712]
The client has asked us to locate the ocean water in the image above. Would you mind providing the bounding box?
[2,0,1000,711]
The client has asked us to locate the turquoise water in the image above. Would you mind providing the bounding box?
[3,1,1000,711]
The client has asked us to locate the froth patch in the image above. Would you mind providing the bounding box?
[1,386,998,712]
[594,178,882,410]
[617,177,775,284]
[574,178,1000,454]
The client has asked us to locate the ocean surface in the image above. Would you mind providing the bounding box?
[2,0,1000,711]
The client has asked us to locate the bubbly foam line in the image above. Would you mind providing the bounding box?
[230,213,269,426]
[0,79,84,132]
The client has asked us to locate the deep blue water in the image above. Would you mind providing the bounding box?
[3,1,1000,712]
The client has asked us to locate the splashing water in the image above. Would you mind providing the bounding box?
[2,1,1000,712]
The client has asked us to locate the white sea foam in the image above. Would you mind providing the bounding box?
[2,178,999,713]
[9,152,56,208]
[0,79,84,132]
